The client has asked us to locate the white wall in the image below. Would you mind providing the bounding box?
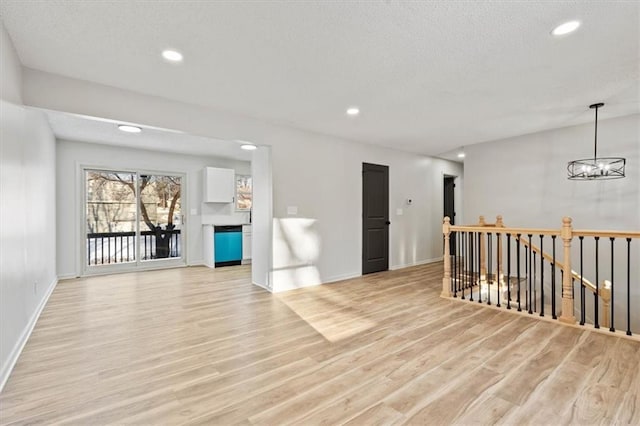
[0,22,57,390]
[464,113,640,330]
[56,139,251,278]
[464,114,639,229]
[270,132,462,291]
[251,146,273,290]
[24,69,463,292]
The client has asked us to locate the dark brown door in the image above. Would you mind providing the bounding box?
[444,176,456,255]
[362,163,389,274]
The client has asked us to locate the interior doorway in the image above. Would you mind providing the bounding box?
[362,162,389,274]
[443,175,456,255]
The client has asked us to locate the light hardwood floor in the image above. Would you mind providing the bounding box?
[1,263,638,425]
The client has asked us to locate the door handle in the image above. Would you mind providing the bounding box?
[385,221,391,225]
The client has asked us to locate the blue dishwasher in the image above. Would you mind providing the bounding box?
[214,225,242,267]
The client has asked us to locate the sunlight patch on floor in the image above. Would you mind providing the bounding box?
[277,287,377,342]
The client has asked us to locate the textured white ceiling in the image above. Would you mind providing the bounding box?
[43,109,253,161]
[2,1,639,155]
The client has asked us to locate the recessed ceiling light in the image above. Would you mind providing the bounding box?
[240,144,257,151]
[118,124,142,133]
[551,20,580,36]
[457,153,465,158]
[162,49,183,63]
[346,107,360,116]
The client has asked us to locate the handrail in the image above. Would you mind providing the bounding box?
[573,230,640,239]
[449,225,561,236]
[87,229,181,238]
[515,235,597,293]
[450,226,640,239]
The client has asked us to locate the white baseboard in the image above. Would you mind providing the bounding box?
[187,259,205,267]
[57,273,78,280]
[252,280,272,292]
[0,276,58,392]
[390,256,443,271]
[322,272,362,284]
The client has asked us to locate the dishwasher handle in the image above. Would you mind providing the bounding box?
[214,225,242,233]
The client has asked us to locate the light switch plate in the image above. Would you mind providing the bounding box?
[287,206,298,215]
[396,208,403,216]
[190,208,198,215]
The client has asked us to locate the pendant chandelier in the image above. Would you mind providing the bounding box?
[567,103,625,180]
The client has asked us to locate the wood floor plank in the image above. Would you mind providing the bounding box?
[0,262,638,425]
[380,311,525,418]
[490,326,584,406]
[405,366,504,425]
[293,376,398,426]
[342,402,405,426]
[181,335,412,424]
[611,363,640,425]
[248,357,406,425]
[502,332,608,425]
[451,394,517,426]
[566,335,640,425]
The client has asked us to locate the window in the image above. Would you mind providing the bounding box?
[84,169,183,269]
[236,175,252,211]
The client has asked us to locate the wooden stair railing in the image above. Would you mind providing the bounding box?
[513,233,614,327]
[442,215,639,338]
[516,235,595,292]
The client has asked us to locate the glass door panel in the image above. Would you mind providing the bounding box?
[138,174,182,262]
[85,170,137,266]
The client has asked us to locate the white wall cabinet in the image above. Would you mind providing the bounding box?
[203,167,235,203]
[242,225,252,262]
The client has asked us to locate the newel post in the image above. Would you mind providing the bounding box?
[441,216,452,297]
[601,280,611,328]
[559,217,576,324]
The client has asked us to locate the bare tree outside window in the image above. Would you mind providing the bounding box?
[85,171,182,264]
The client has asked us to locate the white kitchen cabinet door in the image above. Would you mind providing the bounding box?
[242,225,252,260]
[203,167,235,203]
